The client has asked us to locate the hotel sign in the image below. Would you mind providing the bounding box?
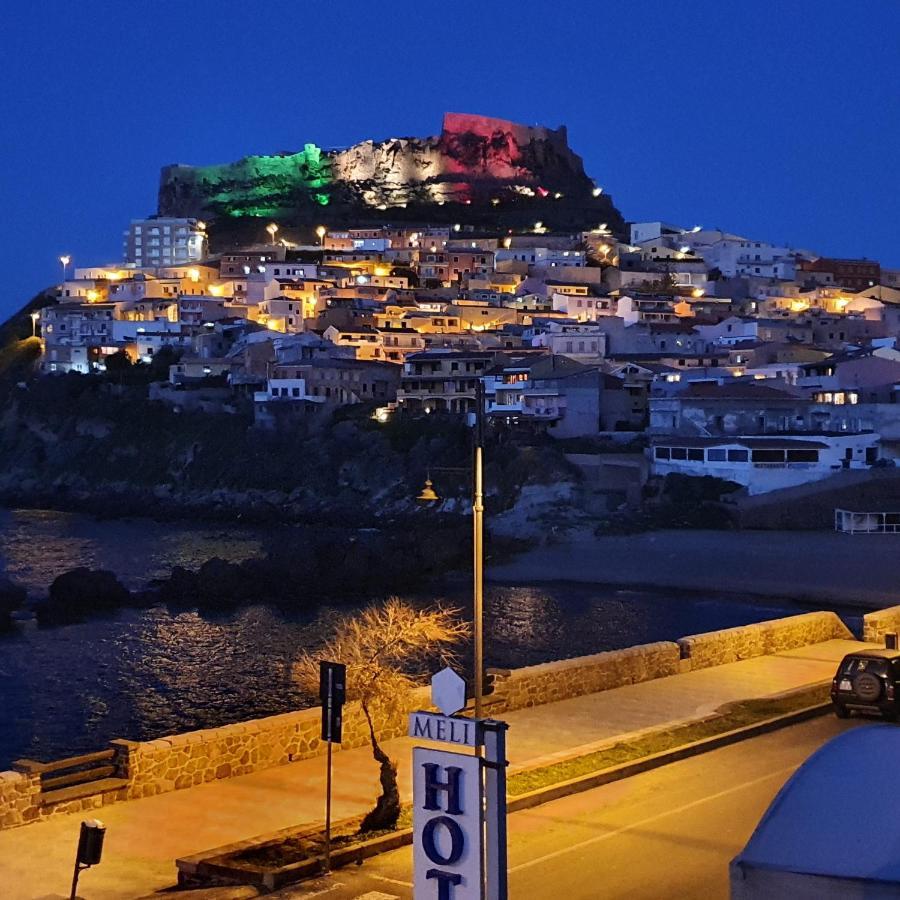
[412,747,483,900]
[409,711,477,747]
[409,666,508,899]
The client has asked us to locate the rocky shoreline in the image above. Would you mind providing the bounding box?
[0,514,527,629]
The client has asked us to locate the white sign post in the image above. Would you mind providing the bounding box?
[410,667,508,900]
[412,748,484,900]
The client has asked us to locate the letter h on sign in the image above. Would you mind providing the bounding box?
[413,748,483,900]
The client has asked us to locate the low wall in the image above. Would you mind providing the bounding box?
[489,641,680,712]
[0,771,40,830]
[115,686,430,801]
[862,605,900,644]
[678,612,853,670]
[0,611,859,830]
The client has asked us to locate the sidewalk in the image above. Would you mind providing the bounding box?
[0,638,861,900]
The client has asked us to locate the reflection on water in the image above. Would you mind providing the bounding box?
[0,577,804,766]
[0,507,822,767]
[0,508,266,593]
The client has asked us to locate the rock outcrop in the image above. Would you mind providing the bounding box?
[157,113,623,233]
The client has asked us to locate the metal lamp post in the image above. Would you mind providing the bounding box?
[417,382,486,718]
[472,381,485,719]
[59,254,71,284]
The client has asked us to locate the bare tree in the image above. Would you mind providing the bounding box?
[294,597,469,832]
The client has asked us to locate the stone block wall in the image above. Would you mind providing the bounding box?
[0,771,40,829]
[862,605,900,645]
[489,641,681,713]
[678,611,853,670]
[115,687,430,800]
[0,610,862,830]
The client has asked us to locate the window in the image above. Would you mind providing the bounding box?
[671,448,687,460]
[687,448,704,461]
[727,449,749,462]
[786,449,818,462]
[751,449,785,463]
[707,449,727,461]
[655,447,671,460]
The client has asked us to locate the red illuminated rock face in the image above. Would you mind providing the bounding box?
[438,112,579,182]
[330,112,592,205]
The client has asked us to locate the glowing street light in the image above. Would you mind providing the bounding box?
[265,223,279,245]
[29,311,39,337]
[59,255,71,283]
[316,225,327,246]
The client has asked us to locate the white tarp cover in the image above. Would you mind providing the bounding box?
[735,724,900,881]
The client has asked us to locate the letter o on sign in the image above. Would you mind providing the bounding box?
[422,815,465,866]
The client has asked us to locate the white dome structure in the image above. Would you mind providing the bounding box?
[731,725,900,898]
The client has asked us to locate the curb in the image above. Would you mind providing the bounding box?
[506,699,830,812]
[174,694,832,892]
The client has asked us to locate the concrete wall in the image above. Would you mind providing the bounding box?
[678,612,853,670]
[862,605,900,645]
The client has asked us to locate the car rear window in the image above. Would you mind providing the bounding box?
[840,657,890,677]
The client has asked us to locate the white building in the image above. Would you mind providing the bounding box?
[123,217,207,267]
[649,432,879,495]
[629,222,687,245]
[531,321,606,360]
[495,247,586,269]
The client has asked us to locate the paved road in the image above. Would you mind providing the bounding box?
[273,715,860,900]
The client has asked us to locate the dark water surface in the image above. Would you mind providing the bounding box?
[0,509,820,767]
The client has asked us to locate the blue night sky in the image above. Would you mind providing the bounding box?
[1,0,898,317]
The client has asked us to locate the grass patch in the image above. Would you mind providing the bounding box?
[506,683,830,796]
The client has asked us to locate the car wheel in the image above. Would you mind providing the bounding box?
[853,672,883,703]
[834,703,850,719]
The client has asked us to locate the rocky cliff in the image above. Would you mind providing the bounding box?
[157,113,624,234]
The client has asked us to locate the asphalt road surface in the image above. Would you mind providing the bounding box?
[272,714,859,900]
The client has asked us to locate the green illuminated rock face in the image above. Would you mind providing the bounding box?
[163,143,333,219]
[158,113,624,234]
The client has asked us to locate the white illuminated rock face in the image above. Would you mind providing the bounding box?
[431,666,467,716]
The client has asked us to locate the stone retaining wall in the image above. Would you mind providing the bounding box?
[0,610,860,830]
[488,641,681,713]
[677,611,853,670]
[114,686,430,801]
[0,771,40,830]
[862,605,900,645]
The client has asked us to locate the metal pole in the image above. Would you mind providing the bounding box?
[324,668,333,873]
[474,381,485,720]
[69,861,82,900]
[481,720,509,900]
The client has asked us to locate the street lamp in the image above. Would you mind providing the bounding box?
[59,255,71,283]
[29,311,39,337]
[417,382,486,718]
[265,223,279,245]
[316,225,326,246]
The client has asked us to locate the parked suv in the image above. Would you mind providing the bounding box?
[831,649,900,720]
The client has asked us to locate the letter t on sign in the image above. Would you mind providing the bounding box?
[427,869,463,900]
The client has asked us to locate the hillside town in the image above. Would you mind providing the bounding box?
[39,215,900,497]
